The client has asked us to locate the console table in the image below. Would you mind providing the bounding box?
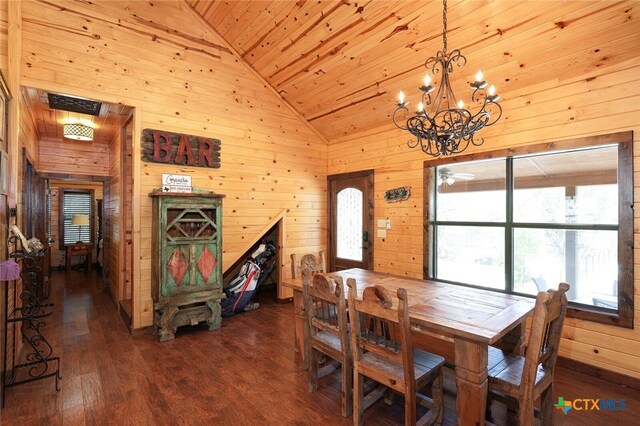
[65,243,93,272]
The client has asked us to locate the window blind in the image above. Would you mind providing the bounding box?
[63,192,92,244]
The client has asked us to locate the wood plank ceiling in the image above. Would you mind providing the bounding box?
[22,87,132,144]
[188,0,639,142]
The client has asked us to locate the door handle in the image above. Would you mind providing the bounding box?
[361,231,370,249]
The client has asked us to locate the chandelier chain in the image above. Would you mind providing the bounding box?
[442,0,447,53]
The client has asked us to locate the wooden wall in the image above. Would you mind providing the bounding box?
[19,0,328,328]
[0,4,8,405]
[0,0,6,72]
[106,125,121,304]
[38,137,110,176]
[328,56,640,378]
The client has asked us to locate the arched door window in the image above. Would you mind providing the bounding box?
[336,187,363,262]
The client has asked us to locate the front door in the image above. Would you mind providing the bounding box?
[328,170,374,271]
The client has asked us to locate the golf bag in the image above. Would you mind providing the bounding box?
[221,241,276,317]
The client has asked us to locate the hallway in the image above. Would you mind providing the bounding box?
[1,270,639,425]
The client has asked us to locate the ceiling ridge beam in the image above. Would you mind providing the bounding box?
[183,1,330,146]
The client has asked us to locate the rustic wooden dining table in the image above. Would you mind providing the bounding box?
[282,268,535,426]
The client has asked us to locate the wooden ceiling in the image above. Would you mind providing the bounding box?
[22,87,132,144]
[188,0,639,142]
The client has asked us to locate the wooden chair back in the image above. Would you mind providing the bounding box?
[521,282,570,392]
[487,283,571,425]
[302,271,353,417]
[302,271,349,354]
[348,281,415,394]
[291,251,326,279]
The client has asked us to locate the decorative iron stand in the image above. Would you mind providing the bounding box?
[2,235,61,408]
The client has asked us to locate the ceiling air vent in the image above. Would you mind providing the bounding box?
[47,93,102,116]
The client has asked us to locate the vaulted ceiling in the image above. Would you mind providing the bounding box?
[188,0,639,142]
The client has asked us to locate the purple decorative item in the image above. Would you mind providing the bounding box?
[0,260,20,281]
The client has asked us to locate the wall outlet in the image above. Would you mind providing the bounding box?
[386,219,391,229]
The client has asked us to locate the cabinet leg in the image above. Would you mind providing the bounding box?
[156,306,179,342]
[207,300,221,330]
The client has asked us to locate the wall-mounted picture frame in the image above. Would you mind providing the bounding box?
[0,69,10,152]
[0,70,11,196]
[0,150,8,195]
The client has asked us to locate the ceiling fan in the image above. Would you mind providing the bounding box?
[438,167,475,186]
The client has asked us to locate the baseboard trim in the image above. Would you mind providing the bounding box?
[557,356,640,391]
[276,297,293,304]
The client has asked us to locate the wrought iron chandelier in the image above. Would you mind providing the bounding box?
[392,0,502,157]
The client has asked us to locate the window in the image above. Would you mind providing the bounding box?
[426,133,633,327]
[61,189,94,246]
[336,187,363,261]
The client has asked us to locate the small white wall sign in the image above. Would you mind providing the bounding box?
[161,173,192,193]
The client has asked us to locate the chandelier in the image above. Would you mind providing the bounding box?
[392,0,502,157]
[63,123,94,141]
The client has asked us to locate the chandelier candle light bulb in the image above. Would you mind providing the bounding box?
[471,70,488,89]
[392,0,502,157]
[487,85,499,102]
[398,91,406,106]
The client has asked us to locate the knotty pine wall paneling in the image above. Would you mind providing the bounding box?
[328,56,640,379]
[37,137,110,176]
[122,119,133,317]
[106,127,121,306]
[0,0,6,72]
[19,0,328,328]
[0,2,8,398]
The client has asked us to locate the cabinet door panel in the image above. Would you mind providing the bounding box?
[164,243,191,295]
[193,242,220,287]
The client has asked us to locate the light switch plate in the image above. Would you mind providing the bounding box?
[377,219,387,228]
[377,229,387,238]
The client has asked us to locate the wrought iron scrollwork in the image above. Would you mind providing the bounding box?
[392,0,502,157]
[3,238,61,408]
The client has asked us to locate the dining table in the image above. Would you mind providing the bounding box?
[282,268,536,426]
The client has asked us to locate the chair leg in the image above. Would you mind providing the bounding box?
[384,387,395,405]
[354,371,364,426]
[485,397,493,424]
[405,390,417,426]
[517,398,535,426]
[540,384,554,426]
[432,371,444,426]
[308,347,318,392]
[341,358,353,417]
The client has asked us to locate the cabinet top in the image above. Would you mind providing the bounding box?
[148,189,226,198]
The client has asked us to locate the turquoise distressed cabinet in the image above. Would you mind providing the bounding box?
[149,190,224,341]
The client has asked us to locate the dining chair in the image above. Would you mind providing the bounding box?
[302,271,352,417]
[486,282,570,426]
[291,251,326,279]
[347,280,445,426]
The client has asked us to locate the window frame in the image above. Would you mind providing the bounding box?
[59,188,95,249]
[424,132,634,328]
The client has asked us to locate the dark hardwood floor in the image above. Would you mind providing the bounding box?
[1,270,638,425]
